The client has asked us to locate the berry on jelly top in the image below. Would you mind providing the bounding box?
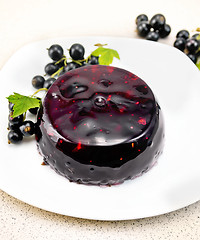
[43,65,156,146]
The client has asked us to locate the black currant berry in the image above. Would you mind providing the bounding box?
[88,55,99,65]
[8,122,20,131]
[8,102,14,111]
[135,14,148,25]
[69,44,85,60]
[29,107,39,115]
[173,38,186,51]
[137,21,151,37]
[159,24,171,38]
[9,112,23,125]
[43,78,56,89]
[187,54,197,64]
[44,62,59,75]
[185,39,199,54]
[32,75,45,89]
[19,121,35,136]
[48,44,64,61]
[192,34,200,45]
[64,62,80,71]
[150,14,166,31]
[8,130,23,144]
[176,30,190,40]
[146,31,159,41]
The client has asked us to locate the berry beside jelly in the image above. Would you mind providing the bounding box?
[35,65,164,185]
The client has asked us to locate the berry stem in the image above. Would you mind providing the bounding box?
[85,54,92,63]
[69,54,92,65]
[31,88,48,97]
[51,66,64,78]
[94,43,108,47]
[69,57,87,63]
[55,56,67,65]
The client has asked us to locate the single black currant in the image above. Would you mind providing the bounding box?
[32,75,45,89]
[135,14,148,25]
[64,62,80,71]
[19,121,35,136]
[8,130,23,144]
[176,30,190,40]
[150,14,166,31]
[69,43,85,60]
[159,24,171,38]
[9,112,23,125]
[185,38,199,54]
[8,122,20,131]
[146,31,159,41]
[88,55,99,65]
[43,78,56,89]
[48,44,64,61]
[44,62,59,75]
[173,38,186,51]
[137,21,151,37]
[29,107,39,115]
[187,54,197,64]
[192,34,200,45]
[8,102,14,111]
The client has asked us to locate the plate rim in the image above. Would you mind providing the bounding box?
[0,36,200,221]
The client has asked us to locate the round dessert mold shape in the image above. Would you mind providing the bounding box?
[35,65,164,185]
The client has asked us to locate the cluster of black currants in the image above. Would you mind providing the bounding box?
[7,103,38,144]
[173,30,200,64]
[32,43,99,90]
[136,14,171,41]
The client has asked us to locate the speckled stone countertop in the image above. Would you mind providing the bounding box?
[1,191,200,239]
[0,0,200,239]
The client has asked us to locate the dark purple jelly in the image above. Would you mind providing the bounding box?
[35,65,164,185]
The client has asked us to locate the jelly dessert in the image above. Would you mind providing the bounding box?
[35,65,164,185]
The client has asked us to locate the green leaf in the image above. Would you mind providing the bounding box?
[7,92,41,118]
[196,60,200,70]
[91,46,120,65]
[91,47,107,57]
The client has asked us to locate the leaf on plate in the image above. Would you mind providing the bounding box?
[91,46,120,65]
[196,60,200,70]
[7,92,41,118]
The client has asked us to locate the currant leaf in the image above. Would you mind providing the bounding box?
[91,46,120,65]
[7,93,41,118]
[196,60,200,70]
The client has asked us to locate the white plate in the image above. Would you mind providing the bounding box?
[0,37,200,221]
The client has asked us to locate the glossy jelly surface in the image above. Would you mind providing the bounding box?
[36,65,164,185]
